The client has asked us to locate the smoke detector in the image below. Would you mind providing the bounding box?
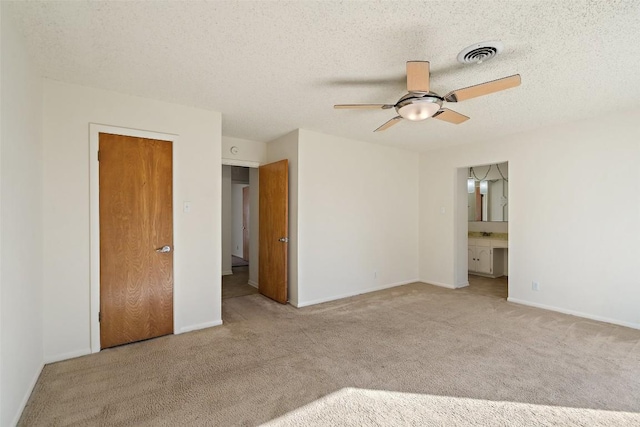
[457,41,504,64]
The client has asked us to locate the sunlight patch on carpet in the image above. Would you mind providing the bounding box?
[262,387,640,426]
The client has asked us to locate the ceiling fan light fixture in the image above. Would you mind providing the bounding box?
[396,96,442,121]
[398,102,440,121]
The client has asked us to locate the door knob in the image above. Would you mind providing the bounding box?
[156,245,172,253]
[278,237,289,243]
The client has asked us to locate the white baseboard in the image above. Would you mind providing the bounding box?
[247,280,258,289]
[12,362,44,426]
[295,279,418,308]
[420,280,457,289]
[222,270,233,276]
[507,297,640,330]
[44,348,92,364]
[178,320,223,334]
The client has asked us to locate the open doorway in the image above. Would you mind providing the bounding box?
[459,162,509,299]
[220,157,290,308]
[222,165,259,299]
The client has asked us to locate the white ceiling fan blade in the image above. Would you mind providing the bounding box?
[444,74,521,102]
[433,108,470,124]
[374,116,403,132]
[406,61,430,93]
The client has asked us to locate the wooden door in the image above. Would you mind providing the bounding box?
[243,186,250,261]
[99,133,173,349]
[259,160,288,304]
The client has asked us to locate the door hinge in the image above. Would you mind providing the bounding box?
[98,311,101,322]
[97,150,101,161]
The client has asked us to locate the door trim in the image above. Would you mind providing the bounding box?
[222,159,261,168]
[89,124,179,353]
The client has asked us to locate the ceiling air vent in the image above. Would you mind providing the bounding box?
[457,41,504,64]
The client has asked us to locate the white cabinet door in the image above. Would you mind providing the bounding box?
[468,246,476,272]
[476,247,492,274]
[469,239,507,277]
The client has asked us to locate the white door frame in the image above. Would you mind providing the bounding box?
[89,124,179,353]
[456,161,510,294]
[221,158,261,286]
[221,159,261,168]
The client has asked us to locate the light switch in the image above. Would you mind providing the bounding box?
[183,202,191,213]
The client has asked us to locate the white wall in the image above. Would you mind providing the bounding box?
[231,183,248,258]
[266,130,299,305]
[221,165,232,275]
[0,7,44,426]
[42,80,222,362]
[296,129,419,307]
[222,136,267,165]
[419,109,640,329]
[249,168,260,286]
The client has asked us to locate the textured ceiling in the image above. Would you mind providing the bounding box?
[7,1,640,151]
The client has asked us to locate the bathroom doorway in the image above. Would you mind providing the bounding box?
[458,162,509,299]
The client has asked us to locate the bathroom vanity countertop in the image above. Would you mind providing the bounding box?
[468,232,508,241]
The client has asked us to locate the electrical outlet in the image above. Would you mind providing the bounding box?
[532,281,540,291]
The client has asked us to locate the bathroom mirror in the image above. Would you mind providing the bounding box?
[467,162,508,222]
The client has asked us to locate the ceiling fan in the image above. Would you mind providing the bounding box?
[334,61,521,132]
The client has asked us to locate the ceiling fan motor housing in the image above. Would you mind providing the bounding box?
[396,93,443,121]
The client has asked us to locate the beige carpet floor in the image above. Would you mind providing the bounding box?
[222,266,258,299]
[459,274,508,299]
[265,388,640,426]
[19,278,640,426]
[232,255,249,267]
